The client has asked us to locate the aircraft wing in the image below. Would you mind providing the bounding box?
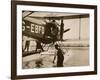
[28,14,89,20]
[23,11,89,20]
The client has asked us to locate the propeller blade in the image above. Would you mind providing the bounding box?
[63,28,70,33]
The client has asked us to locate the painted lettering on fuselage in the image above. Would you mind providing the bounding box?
[22,20,44,35]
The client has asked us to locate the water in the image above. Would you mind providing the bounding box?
[22,47,89,69]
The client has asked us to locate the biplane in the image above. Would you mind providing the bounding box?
[22,11,89,56]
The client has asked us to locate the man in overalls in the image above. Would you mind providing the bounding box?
[53,44,64,67]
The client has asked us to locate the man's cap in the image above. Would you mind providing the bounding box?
[55,44,59,47]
